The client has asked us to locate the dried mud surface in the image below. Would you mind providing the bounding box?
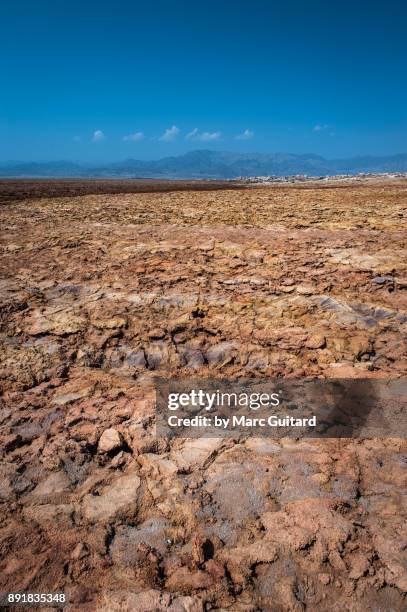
[0,179,245,205]
[1,180,407,611]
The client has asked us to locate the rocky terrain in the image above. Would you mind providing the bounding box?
[0,179,242,206]
[0,179,406,610]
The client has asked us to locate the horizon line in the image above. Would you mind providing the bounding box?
[1,149,407,165]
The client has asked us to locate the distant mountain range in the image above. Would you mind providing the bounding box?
[1,150,406,179]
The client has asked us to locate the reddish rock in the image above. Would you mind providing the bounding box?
[97,428,122,453]
[166,567,214,592]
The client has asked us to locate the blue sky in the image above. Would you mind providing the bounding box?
[1,0,406,161]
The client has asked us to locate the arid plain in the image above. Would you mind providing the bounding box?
[1,179,407,610]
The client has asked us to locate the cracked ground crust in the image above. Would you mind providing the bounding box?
[0,179,407,611]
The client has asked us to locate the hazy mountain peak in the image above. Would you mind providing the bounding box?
[0,150,406,179]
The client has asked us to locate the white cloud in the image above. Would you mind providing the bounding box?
[92,129,105,141]
[235,129,254,140]
[123,131,144,142]
[185,128,221,142]
[201,131,221,141]
[313,124,329,132]
[185,128,199,140]
[159,125,180,142]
